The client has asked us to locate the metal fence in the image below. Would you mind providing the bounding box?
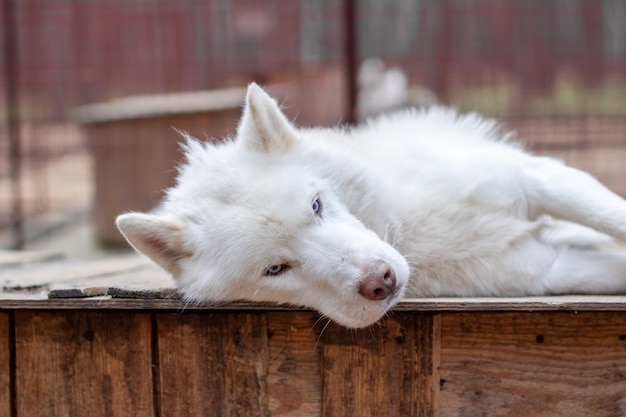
[2,0,626,249]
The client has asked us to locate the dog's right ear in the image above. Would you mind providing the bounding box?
[116,213,191,277]
[237,83,298,153]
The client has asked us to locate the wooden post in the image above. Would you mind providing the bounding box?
[343,0,358,125]
[2,0,24,249]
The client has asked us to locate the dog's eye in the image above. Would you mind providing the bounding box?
[265,264,289,276]
[312,197,322,215]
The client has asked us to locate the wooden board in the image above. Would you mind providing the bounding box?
[266,312,323,416]
[156,312,270,417]
[0,313,10,417]
[14,311,154,417]
[439,312,626,417]
[87,110,241,245]
[1,255,171,291]
[5,252,626,316]
[321,313,438,417]
[155,313,228,416]
[76,88,245,123]
[4,294,626,313]
[0,250,63,268]
[395,295,626,312]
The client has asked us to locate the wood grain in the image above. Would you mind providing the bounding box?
[0,313,10,417]
[5,295,626,313]
[321,313,438,417]
[224,314,270,417]
[266,312,323,416]
[14,311,154,417]
[156,313,227,416]
[157,312,270,417]
[439,312,626,417]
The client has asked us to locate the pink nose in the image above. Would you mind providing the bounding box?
[358,261,397,301]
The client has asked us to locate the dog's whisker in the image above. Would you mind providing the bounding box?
[114,82,626,334]
[314,316,334,350]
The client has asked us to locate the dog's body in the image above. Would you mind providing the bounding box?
[117,84,626,328]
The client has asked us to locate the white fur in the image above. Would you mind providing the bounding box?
[116,83,626,328]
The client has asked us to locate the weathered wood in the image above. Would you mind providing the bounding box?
[47,286,109,298]
[224,314,271,416]
[5,253,626,314]
[321,314,438,417]
[439,312,626,417]
[76,88,246,123]
[0,313,10,417]
[266,312,323,416]
[5,295,626,313]
[396,295,626,312]
[157,312,270,417]
[156,313,228,416]
[0,250,63,267]
[14,311,154,417]
[1,255,162,289]
[86,109,241,245]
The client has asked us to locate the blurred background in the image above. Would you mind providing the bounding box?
[1,0,626,255]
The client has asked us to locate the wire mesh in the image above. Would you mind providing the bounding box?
[1,0,625,248]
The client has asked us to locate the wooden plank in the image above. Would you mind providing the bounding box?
[223,314,270,416]
[87,110,239,244]
[157,312,270,417]
[1,255,158,290]
[14,311,154,417]
[4,295,626,312]
[47,265,175,297]
[0,250,63,267]
[76,88,245,123]
[439,312,626,417]
[266,312,322,416]
[156,313,227,416]
[395,295,626,312]
[0,313,10,417]
[321,314,438,417]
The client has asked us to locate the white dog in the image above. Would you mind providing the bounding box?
[116,83,626,328]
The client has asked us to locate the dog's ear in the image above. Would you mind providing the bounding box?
[116,212,191,277]
[237,83,297,153]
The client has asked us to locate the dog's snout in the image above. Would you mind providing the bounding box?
[358,261,397,301]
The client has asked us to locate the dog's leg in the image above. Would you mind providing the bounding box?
[523,156,626,241]
[542,247,626,294]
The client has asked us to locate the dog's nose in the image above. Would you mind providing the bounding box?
[358,261,397,301]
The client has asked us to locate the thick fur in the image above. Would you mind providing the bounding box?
[117,83,626,328]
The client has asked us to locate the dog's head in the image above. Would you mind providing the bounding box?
[116,84,410,328]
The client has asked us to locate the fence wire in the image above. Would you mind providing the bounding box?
[1,0,626,249]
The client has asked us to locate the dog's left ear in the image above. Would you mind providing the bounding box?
[237,83,297,153]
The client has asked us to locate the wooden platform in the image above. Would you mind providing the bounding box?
[2,251,626,416]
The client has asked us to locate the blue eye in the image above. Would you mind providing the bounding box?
[265,264,288,276]
[312,197,322,215]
